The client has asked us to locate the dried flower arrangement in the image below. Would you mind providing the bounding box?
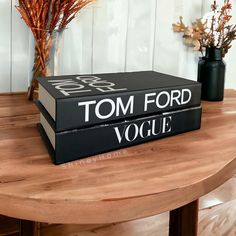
[16,0,94,100]
[172,0,236,58]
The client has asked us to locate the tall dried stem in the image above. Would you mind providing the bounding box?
[16,0,94,100]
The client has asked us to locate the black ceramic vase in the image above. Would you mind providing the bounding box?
[197,47,226,101]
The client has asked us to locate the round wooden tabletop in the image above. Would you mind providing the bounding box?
[0,91,236,224]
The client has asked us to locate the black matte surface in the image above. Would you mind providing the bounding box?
[37,71,201,131]
[38,107,202,165]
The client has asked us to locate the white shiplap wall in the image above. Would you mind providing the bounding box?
[1,0,236,93]
[0,0,11,92]
[154,0,202,80]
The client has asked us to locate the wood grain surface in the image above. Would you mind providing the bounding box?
[0,91,235,225]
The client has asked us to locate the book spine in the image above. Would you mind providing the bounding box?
[56,84,201,132]
[49,106,201,164]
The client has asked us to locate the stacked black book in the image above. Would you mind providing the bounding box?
[36,71,202,165]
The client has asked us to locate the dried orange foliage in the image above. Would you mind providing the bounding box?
[173,17,207,52]
[173,0,236,57]
[16,0,94,99]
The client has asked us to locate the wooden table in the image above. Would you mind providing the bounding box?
[0,91,236,236]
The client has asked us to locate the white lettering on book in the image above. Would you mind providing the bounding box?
[144,89,192,111]
[78,88,192,122]
[48,76,127,96]
[77,101,97,123]
[114,116,172,144]
[78,96,134,122]
[48,79,92,96]
[95,99,116,120]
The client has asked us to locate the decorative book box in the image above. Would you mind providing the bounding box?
[36,71,202,165]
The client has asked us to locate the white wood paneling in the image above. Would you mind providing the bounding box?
[92,0,129,73]
[0,0,11,92]
[125,0,157,72]
[153,0,184,77]
[225,37,236,89]
[1,0,236,93]
[178,0,203,81]
[154,0,202,82]
[11,0,31,92]
[58,5,94,75]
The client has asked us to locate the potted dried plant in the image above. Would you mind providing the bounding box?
[173,0,236,101]
[16,0,94,100]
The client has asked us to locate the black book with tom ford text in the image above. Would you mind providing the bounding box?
[37,102,202,165]
[37,71,201,132]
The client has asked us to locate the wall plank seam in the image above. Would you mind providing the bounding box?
[152,0,158,71]
[91,6,95,74]
[124,0,131,72]
[10,0,13,93]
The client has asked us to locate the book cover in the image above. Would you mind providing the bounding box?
[37,105,202,165]
[37,71,201,132]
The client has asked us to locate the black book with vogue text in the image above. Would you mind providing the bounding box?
[37,100,202,165]
[37,71,201,132]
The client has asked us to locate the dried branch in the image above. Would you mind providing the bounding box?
[172,17,207,53]
[16,0,94,99]
[172,0,236,58]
